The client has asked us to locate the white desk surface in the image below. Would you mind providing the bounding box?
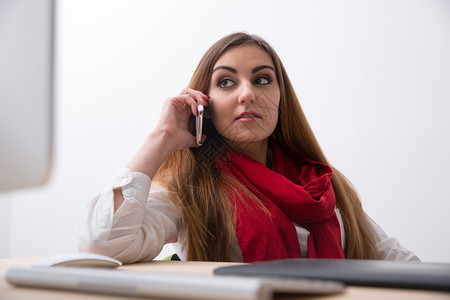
[1,257,449,300]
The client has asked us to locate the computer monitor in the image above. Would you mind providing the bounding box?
[0,0,54,191]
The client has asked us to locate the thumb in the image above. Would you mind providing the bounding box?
[189,134,207,148]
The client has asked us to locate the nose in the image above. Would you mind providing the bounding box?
[237,81,255,105]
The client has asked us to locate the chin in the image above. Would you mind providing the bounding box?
[217,124,274,147]
[225,134,269,146]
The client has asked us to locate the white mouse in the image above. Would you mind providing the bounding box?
[31,252,122,268]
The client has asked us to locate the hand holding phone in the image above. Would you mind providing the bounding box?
[196,104,204,146]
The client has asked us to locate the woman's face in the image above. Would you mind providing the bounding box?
[208,45,281,150]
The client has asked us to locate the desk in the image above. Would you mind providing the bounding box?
[1,257,449,300]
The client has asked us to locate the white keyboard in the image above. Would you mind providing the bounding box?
[6,266,345,300]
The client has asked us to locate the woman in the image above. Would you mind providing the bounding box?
[77,32,419,263]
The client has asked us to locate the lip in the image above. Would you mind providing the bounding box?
[235,111,262,122]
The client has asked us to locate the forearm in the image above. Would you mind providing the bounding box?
[126,129,176,179]
[113,130,176,212]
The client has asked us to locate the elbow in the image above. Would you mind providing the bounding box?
[76,236,110,256]
[75,231,120,259]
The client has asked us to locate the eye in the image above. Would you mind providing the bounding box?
[216,78,235,88]
[254,76,272,85]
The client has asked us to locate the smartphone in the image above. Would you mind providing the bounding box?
[196,104,204,146]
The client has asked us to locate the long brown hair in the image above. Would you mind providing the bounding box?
[155,32,377,261]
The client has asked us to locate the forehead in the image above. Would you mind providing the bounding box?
[214,44,275,69]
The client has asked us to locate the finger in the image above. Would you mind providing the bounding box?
[182,94,199,116]
[179,94,201,116]
[167,93,203,117]
[188,134,207,148]
[166,94,198,113]
[181,134,199,149]
[182,88,209,106]
[166,94,196,107]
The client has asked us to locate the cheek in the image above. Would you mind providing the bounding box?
[262,91,281,118]
[209,100,232,128]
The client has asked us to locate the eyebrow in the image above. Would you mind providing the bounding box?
[212,65,275,74]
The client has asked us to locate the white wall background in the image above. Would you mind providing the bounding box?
[1,0,449,262]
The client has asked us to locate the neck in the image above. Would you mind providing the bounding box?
[228,138,269,166]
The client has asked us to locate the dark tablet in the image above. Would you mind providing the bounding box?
[214,258,450,291]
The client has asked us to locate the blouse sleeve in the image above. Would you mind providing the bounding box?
[76,168,181,263]
[366,215,421,262]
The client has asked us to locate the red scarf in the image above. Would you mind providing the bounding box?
[218,140,344,262]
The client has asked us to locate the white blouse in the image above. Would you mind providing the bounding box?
[76,168,420,263]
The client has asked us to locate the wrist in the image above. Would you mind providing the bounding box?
[147,128,178,160]
[126,129,176,179]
